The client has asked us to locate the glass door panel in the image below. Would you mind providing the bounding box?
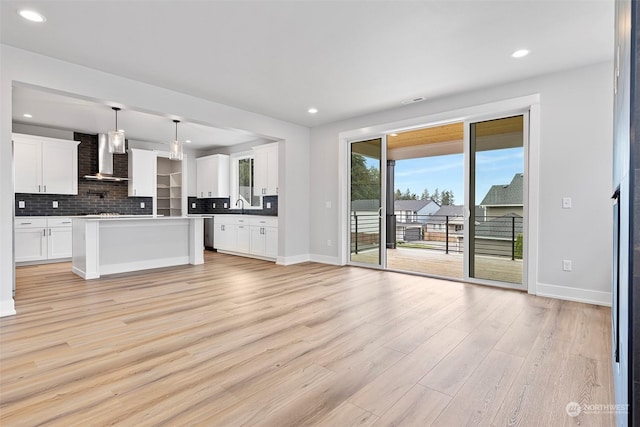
[469,115,525,286]
[350,138,384,267]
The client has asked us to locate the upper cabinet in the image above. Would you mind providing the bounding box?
[128,148,156,197]
[253,142,279,196]
[196,154,229,199]
[13,133,79,195]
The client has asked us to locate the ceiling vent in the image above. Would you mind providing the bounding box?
[401,96,426,105]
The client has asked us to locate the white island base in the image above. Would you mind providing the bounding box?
[72,217,204,279]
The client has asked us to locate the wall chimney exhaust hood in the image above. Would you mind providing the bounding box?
[83,133,129,181]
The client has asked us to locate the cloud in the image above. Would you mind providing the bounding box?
[476,150,523,165]
[395,159,463,177]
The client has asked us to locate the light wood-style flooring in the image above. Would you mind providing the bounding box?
[1,252,614,426]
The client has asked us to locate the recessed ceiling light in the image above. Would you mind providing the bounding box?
[185,140,192,143]
[23,113,33,118]
[18,9,46,23]
[511,49,530,58]
[308,108,318,114]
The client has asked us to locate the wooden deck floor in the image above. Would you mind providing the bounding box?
[352,247,523,284]
[1,252,614,426]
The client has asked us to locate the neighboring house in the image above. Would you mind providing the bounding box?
[394,199,439,222]
[474,212,524,258]
[425,205,465,234]
[479,173,524,218]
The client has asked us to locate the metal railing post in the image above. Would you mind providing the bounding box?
[511,216,515,261]
[445,215,449,254]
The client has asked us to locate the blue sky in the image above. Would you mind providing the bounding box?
[394,147,524,203]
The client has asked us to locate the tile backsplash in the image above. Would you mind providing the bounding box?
[15,132,152,216]
[188,195,278,216]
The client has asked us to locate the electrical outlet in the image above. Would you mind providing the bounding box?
[140,202,145,209]
[266,202,271,209]
[224,202,228,208]
[52,201,58,208]
[18,201,25,209]
[562,197,572,209]
[213,203,216,209]
[327,239,332,247]
[563,260,572,271]
[326,201,332,209]
[191,202,196,209]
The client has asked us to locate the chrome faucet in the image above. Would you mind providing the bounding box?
[236,198,244,214]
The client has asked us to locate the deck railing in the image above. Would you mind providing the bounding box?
[351,212,523,259]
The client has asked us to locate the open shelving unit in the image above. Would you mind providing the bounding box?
[157,157,183,216]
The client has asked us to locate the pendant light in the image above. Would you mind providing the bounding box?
[170,119,183,161]
[108,107,126,154]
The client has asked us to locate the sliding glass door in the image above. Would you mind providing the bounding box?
[349,137,386,268]
[345,114,528,290]
[468,115,526,288]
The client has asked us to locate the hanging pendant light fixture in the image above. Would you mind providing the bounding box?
[169,119,183,161]
[108,107,126,154]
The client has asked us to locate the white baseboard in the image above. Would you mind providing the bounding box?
[309,254,342,265]
[100,256,190,276]
[72,266,99,280]
[0,298,16,317]
[536,282,612,307]
[276,254,311,266]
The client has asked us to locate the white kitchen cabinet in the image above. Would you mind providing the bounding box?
[128,148,156,197]
[253,142,279,196]
[15,219,47,262]
[214,217,236,251]
[236,224,250,253]
[196,154,230,199]
[13,133,79,195]
[14,217,72,263]
[249,216,278,258]
[47,217,73,259]
[214,215,277,261]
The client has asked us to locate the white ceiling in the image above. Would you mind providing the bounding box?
[11,85,262,149]
[1,0,614,130]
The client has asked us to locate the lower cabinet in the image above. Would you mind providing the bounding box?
[15,217,73,263]
[214,215,277,260]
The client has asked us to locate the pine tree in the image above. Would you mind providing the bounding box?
[431,188,441,204]
[421,188,430,200]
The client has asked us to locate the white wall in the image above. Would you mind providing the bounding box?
[309,61,613,305]
[0,45,311,316]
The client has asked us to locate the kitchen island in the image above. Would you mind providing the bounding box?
[71,216,204,279]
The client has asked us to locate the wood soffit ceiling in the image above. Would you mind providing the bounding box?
[387,115,523,150]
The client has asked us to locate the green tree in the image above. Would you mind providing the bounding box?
[351,154,379,201]
[420,188,430,200]
[394,189,402,200]
[441,190,455,205]
[431,188,440,204]
[514,233,523,259]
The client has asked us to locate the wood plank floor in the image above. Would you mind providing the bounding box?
[352,247,523,284]
[1,252,615,426]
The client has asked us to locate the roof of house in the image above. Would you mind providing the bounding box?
[480,173,524,206]
[394,199,439,212]
[475,212,523,239]
[425,205,465,224]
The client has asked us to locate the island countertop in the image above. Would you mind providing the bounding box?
[71,216,204,279]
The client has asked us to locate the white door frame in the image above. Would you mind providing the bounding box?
[338,94,541,294]
[463,110,530,291]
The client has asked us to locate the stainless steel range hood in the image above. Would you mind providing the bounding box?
[83,133,129,181]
